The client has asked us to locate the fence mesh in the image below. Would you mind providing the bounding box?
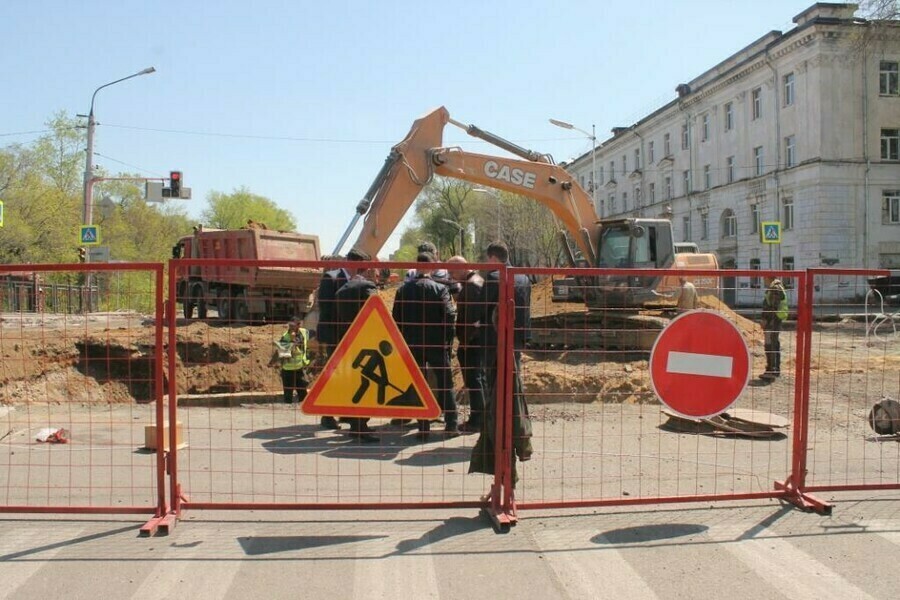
[169,260,494,508]
[512,267,799,507]
[0,265,162,512]
[804,270,900,490]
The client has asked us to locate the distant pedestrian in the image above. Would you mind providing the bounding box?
[392,251,459,437]
[272,318,310,404]
[447,256,486,433]
[761,275,787,379]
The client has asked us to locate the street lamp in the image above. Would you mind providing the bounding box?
[550,118,596,211]
[441,218,465,256]
[81,67,156,242]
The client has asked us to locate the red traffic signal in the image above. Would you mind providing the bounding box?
[170,171,182,197]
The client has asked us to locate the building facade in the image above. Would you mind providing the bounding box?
[566,3,900,305]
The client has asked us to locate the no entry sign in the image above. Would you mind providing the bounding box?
[649,310,751,418]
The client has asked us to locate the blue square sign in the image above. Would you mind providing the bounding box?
[760,221,781,244]
[79,225,101,246]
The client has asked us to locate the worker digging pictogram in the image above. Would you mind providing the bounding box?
[351,340,422,407]
[302,296,441,419]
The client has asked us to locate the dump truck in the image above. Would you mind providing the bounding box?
[331,106,718,350]
[173,226,321,322]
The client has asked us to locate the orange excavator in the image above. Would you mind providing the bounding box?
[333,106,718,349]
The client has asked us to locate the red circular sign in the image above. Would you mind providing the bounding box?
[650,310,751,418]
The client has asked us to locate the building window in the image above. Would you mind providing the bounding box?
[701,211,709,240]
[884,190,900,223]
[649,182,656,204]
[648,140,655,163]
[621,154,627,175]
[725,102,734,131]
[622,191,629,212]
[683,169,691,195]
[783,72,795,106]
[754,146,764,176]
[880,61,899,96]
[681,124,689,149]
[599,166,604,185]
[609,160,616,181]
[750,258,761,288]
[664,133,671,156]
[609,193,617,213]
[782,256,795,289]
[580,175,585,189]
[703,164,711,190]
[726,156,735,183]
[785,135,796,168]
[783,196,794,230]
[881,129,899,160]
[701,114,709,142]
[664,176,672,201]
[634,186,642,208]
[682,215,691,242]
[751,203,760,234]
[722,209,737,238]
[752,87,762,120]
[634,148,641,170]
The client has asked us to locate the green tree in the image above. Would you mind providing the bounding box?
[201,187,297,231]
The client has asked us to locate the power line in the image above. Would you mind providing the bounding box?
[101,122,583,145]
[92,151,165,178]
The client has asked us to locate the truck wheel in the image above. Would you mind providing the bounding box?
[235,300,250,324]
[219,297,231,320]
[191,283,208,320]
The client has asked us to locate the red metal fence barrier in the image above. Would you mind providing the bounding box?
[1,260,896,532]
[0,263,166,522]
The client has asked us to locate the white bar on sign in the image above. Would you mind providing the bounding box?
[667,351,733,378]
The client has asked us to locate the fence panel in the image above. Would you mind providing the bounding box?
[167,259,499,513]
[0,264,165,516]
[508,266,803,510]
[803,268,900,492]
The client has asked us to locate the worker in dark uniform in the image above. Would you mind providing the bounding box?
[761,275,787,379]
[392,252,458,438]
[335,259,379,443]
[447,256,486,433]
[470,241,533,482]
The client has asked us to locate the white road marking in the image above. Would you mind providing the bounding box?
[352,541,439,599]
[667,351,733,378]
[706,527,874,600]
[130,556,241,600]
[0,524,87,593]
[533,529,659,599]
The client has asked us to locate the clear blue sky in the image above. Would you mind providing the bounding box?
[2,0,817,256]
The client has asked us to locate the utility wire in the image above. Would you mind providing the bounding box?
[92,152,166,178]
[101,122,583,145]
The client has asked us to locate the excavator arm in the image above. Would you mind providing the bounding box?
[335,106,599,265]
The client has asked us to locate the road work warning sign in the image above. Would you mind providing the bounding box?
[302,296,441,420]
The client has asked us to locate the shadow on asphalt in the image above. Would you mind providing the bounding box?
[238,534,389,556]
[393,516,485,554]
[243,424,471,464]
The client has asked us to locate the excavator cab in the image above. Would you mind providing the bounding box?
[586,218,675,309]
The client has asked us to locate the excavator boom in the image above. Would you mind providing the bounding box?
[337,106,598,264]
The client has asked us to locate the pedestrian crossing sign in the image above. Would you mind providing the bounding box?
[79,225,101,246]
[302,296,441,420]
[760,221,781,244]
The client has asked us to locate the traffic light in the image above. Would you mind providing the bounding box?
[78,248,86,263]
[170,171,182,198]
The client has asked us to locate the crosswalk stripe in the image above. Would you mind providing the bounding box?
[352,539,439,599]
[709,529,874,600]
[532,529,659,599]
[0,524,88,594]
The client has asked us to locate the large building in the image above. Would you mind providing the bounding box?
[566,2,900,305]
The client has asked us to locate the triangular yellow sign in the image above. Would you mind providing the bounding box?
[302,295,441,420]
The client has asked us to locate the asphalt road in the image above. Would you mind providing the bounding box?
[1,495,899,599]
